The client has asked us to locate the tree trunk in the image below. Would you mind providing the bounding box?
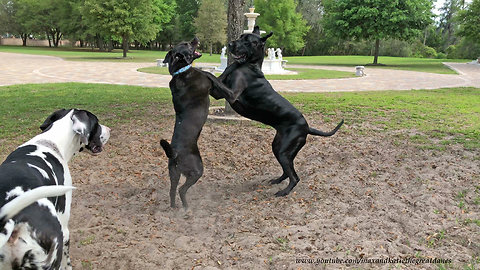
[107,39,113,52]
[21,34,27,46]
[52,32,57,47]
[46,31,52,47]
[54,31,62,47]
[227,0,246,66]
[225,0,246,115]
[122,35,129,58]
[373,39,380,64]
[50,31,57,48]
[97,35,105,51]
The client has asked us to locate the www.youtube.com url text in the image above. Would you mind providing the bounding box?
[295,257,452,265]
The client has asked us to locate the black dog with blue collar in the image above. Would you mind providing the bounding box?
[160,38,236,209]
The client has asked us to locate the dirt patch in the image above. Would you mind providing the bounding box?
[6,106,479,269]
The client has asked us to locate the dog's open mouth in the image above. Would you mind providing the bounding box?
[232,53,247,61]
[194,50,202,58]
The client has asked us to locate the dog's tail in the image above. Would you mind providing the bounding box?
[0,185,75,247]
[160,139,177,160]
[308,119,344,137]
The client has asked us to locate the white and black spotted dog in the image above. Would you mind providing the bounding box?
[0,109,110,270]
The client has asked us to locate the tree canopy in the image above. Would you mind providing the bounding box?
[194,0,227,55]
[82,0,173,57]
[456,0,480,44]
[254,0,309,54]
[323,0,434,64]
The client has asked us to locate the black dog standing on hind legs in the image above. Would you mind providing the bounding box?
[219,26,344,197]
[160,38,236,209]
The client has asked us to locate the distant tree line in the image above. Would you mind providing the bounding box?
[0,0,479,60]
[301,0,480,60]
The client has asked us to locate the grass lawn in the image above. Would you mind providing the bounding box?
[0,45,222,63]
[285,55,472,74]
[0,83,478,152]
[137,66,355,80]
[0,45,472,74]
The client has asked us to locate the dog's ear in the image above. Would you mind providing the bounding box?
[71,110,91,145]
[191,37,199,47]
[253,26,260,35]
[40,109,69,132]
[261,32,273,43]
[163,51,172,64]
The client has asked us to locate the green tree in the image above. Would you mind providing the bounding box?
[176,0,200,40]
[12,0,66,47]
[296,0,325,55]
[82,0,173,57]
[41,0,68,47]
[323,0,434,64]
[456,0,480,47]
[437,0,461,50]
[0,0,29,45]
[194,0,227,55]
[254,0,309,54]
[156,1,181,50]
[58,0,88,47]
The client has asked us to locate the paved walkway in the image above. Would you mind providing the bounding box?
[0,52,479,92]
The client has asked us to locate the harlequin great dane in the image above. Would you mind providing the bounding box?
[0,109,110,269]
[219,26,344,196]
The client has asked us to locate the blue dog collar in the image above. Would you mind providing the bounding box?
[172,65,192,76]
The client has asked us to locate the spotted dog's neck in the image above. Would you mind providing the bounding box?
[35,139,63,160]
[24,110,83,162]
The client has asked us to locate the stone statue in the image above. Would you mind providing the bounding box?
[267,48,275,60]
[275,48,282,61]
[221,46,227,59]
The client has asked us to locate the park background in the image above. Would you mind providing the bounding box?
[0,1,479,270]
[1,0,479,62]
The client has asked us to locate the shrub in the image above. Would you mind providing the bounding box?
[453,38,480,59]
[411,42,438,58]
[446,45,458,59]
[436,52,447,59]
[379,39,411,57]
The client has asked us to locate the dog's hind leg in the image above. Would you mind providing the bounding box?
[168,160,181,208]
[270,132,288,185]
[178,157,203,209]
[274,133,307,197]
[179,173,202,209]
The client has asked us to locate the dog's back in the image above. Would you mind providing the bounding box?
[168,68,211,153]
[0,146,74,269]
[224,65,306,128]
[0,184,74,269]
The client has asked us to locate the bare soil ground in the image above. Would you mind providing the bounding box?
[10,106,480,270]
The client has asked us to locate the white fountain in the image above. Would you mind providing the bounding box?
[217,7,294,75]
[246,7,292,74]
[244,7,265,34]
